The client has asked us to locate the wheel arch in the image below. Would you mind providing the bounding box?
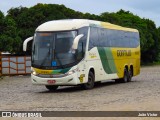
[89,68,95,75]
[124,64,129,71]
[85,66,95,83]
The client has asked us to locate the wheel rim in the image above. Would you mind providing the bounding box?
[86,75,94,88]
[87,76,92,85]
[82,72,95,89]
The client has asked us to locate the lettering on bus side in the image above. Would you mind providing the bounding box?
[117,50,131,57]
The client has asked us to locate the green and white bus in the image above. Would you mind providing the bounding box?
[23,19,140,91]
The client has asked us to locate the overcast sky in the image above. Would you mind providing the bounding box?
[1,0,160,27]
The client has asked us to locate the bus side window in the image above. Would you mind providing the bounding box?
[107,29,116,47]
[98,28,109,47]
[76,42,84,60]
[76,27,88,59]
[89,27,99,50]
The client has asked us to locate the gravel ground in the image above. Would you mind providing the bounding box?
[0,66,160,119]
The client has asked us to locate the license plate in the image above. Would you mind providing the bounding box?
[47,80,56,84]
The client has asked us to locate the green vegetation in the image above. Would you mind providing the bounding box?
[0,3,160,64]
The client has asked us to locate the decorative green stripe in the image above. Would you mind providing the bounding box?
[97,47,117,74]
[61,68,71,73]
[51,67,71,74]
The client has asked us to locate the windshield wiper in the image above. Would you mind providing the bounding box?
[55,52,64,69]
[39,49,50,68]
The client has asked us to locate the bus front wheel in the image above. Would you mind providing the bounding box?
[81,71,95,90]
[45,85,58,91]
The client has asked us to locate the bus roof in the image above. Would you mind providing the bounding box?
[36,19,138,32]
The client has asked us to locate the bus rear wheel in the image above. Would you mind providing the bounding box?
[81,71,95,90]
[121,68,129,83]
[128,68,133,82]
[45,85,58,91]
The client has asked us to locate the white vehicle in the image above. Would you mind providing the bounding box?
[23,19,140,91]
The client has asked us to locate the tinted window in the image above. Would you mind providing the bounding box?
[88,27,140,49]
[89,27,99,50]
[77,27,88,60]
[103,29,140,48]
[98,28,110,47]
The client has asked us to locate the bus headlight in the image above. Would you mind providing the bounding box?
[66,68,79,75]
[67,71,75,75]
[31,68,37,75]
[32,71,37,75]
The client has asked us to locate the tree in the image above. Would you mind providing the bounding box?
[0,11,21,53]
[1,4,160,63]
[100,9,160,63]
[0,11,4,33]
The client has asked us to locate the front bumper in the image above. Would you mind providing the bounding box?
[31,73,78,85]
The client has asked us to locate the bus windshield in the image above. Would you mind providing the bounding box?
[32,31,80,69]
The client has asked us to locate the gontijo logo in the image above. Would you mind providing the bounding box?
[117,50,131,57]
[89,52,97,58]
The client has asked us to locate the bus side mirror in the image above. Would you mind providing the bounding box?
[23,37,33,51]
[72,34,84,50]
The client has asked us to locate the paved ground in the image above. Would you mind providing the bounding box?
[0,66,160,119]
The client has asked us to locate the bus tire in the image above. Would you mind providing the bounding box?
[128,69,133,82]
[121,68,128,83]
[45,85,58,91]
[82,71,95,90]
